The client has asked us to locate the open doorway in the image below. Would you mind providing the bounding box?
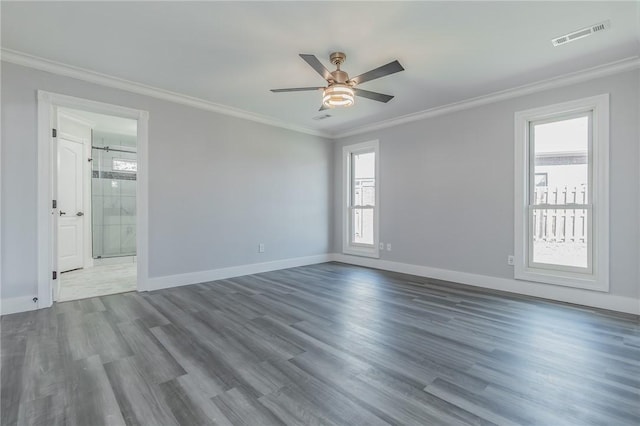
[55,108,138,301]
[37,91,149,309]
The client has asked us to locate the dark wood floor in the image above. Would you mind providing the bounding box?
[2,262,639,425]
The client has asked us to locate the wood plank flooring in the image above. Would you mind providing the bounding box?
[2,262,639,425]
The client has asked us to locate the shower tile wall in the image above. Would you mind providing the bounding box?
[92,131,137,258]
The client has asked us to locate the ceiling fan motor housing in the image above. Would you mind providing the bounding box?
[330,70,350,84]
[329,52,350,84]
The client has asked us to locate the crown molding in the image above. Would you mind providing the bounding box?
[3,48,638,141]
[1,48,330,139]
[331,56,640,139]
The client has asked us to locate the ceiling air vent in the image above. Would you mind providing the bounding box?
[312,114,332,121]
[552,20,611,47]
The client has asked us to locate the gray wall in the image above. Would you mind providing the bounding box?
[334,69,639,299]
[2,60,637,304]
[1,61,333,300]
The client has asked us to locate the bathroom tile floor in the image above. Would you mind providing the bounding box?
[58,263,136,302]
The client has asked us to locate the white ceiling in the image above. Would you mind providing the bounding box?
[2,1,639,136]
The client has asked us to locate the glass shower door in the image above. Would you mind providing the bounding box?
[91,131,137,258]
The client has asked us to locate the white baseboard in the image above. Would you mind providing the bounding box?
[1,296,39,316]
[5,253,637,316]
[331,254,640,315]
[146,254,332,291]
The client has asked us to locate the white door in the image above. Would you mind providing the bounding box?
[58,138,85,272]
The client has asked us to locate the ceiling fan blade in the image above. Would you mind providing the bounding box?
[354,88,394,103]
[299,54,332,81]
[349,60,404,85]
[270,87,324,92]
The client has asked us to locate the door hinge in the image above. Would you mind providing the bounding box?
[52,128,57,138]
[52,199,57,209]
[52,271,57,280]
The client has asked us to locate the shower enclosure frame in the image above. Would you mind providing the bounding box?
[36,91,149,309]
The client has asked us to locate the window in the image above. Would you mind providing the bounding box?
[514,95,609,291]
[113,158,137,172]
[343,140,379,257]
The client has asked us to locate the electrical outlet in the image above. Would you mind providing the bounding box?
[259,243,265,253]
[379,242,384,250]
[507,255,514,266]
[386,243,392,251]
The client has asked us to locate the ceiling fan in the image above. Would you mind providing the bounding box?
[270,52,404,110]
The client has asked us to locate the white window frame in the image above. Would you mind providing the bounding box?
[342,140,380,258]
[514,94,609,291]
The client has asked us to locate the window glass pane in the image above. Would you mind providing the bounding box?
[533,116,588,205]
[352,208,374,245]
[531,208,588,268]
[353,152,375,206]
[113,158,137,172]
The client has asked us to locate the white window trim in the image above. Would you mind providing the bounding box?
[342,140,380,258]
[514,94,609,292]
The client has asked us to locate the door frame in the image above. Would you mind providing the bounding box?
[37,91,149,308]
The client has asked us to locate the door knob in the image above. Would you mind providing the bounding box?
[76,212,84,216]
[59,211,66,216]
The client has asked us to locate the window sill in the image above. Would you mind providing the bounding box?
[342,247,379,259]
[514,267,609,292]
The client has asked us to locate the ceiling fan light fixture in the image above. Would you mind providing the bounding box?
[271,52,403,109]
[322,84,355,108]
